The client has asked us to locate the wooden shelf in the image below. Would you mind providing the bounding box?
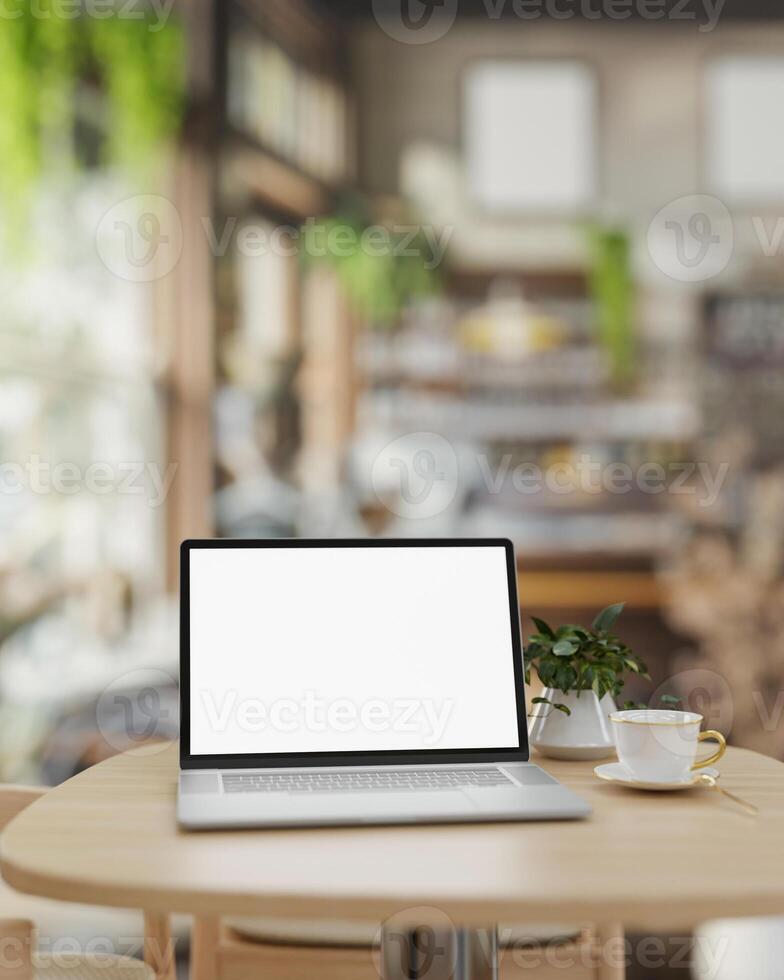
[224,136,331,219]
[445,266,590,300]
[517,570,661,610]
[361,391,700,442]
[233,0,345,74]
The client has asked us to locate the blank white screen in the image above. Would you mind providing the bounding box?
[188,545,521,756]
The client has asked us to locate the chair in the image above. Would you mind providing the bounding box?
[190,915,624,980]
[0,787,166,980]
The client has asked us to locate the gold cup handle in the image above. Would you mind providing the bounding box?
[691,730,726,770]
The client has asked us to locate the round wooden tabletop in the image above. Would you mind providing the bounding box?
[1,743,782,930]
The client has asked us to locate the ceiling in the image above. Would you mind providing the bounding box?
[316,0,784,21]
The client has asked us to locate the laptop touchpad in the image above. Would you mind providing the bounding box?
[180,773,220,794]
[337,791,477,817]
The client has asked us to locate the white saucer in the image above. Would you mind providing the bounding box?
[594,762,720,791]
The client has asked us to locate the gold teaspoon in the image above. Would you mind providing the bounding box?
[698,773,758,815]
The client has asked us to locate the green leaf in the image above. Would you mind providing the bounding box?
[558,624,590,639]
[578,664,594,690]
[552,639,575,657]
[660,694,682,707]
[592,602,625,633]
[531,617,555,638]
[530,696,571,716]
[554,664,577,692]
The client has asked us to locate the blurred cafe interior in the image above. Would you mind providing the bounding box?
[2,0,784,787]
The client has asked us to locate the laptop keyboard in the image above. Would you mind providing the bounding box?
[222,768,514,793]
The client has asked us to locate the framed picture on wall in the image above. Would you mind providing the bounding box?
[705,56,784,204]
[463,59,598,214]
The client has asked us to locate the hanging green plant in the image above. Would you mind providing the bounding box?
[0,2,185,240]
[586,222,636,389]
[0,11,47,230]
[300,196,443,328]
[89,11,185,176]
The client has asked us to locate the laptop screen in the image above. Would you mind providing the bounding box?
[182,541,526,762]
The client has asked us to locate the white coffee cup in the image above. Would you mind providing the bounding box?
[609,709,726,783]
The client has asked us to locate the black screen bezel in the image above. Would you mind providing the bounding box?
[180,538,530,770]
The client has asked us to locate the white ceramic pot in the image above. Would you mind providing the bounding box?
[528,689,617,761]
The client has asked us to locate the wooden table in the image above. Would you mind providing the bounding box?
[1,743,782,978]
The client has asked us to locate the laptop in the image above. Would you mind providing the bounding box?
[177,538,590,829]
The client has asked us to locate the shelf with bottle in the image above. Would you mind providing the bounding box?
[225,17,351,190]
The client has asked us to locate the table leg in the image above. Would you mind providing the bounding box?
[143,913,176,980]
[595,922,625,980]
[0,918,33,980]
[191,916,220,980]
[381,925,498,980]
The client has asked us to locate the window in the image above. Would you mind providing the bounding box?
[705,56,784,203]
[464,60,597,213]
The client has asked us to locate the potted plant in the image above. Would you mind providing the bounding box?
[524,603,649,760]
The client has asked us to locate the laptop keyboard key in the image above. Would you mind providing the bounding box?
[222,769,513,794]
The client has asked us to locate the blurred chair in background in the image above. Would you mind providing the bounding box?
[0,786,160,980]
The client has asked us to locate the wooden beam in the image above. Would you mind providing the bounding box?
[518,571,660,610]
[163,0,219,589]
